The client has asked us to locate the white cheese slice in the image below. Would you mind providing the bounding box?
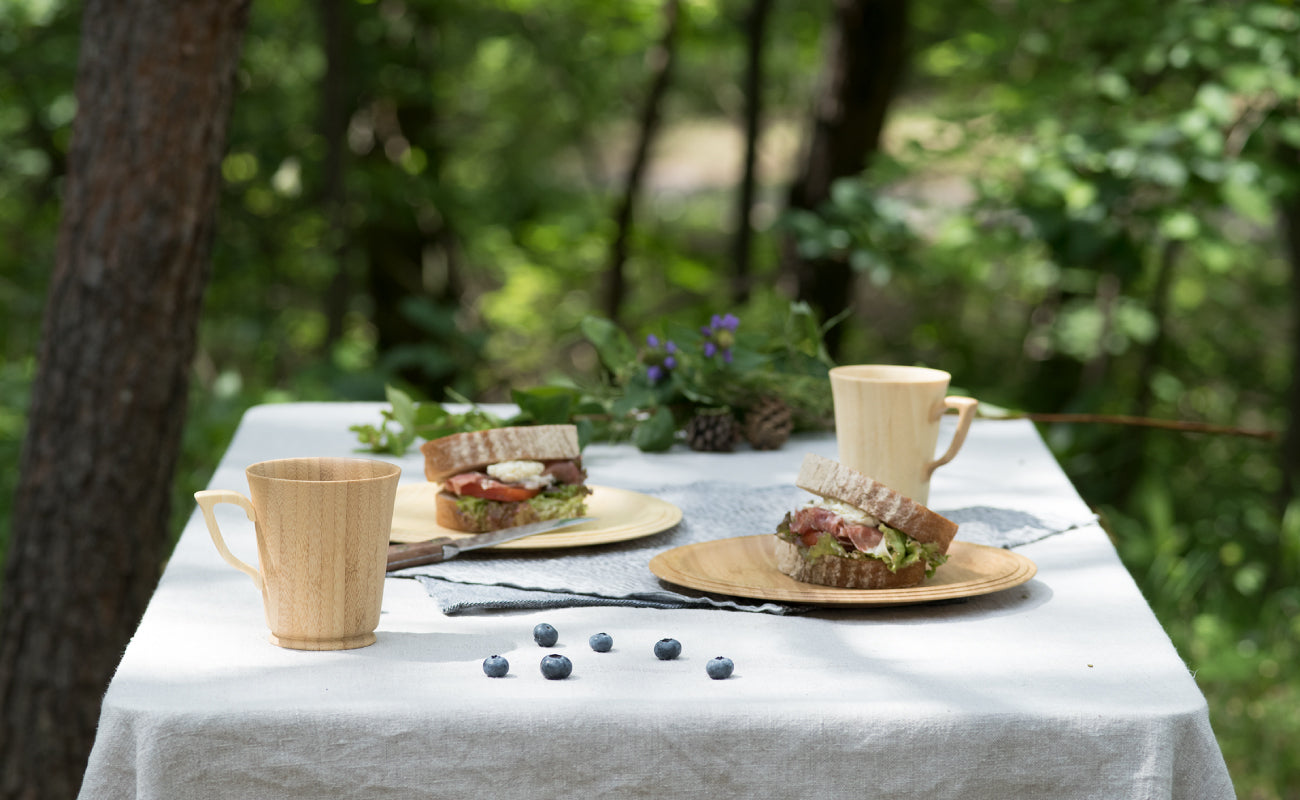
[803,496,880,528]
[486,460,546,484]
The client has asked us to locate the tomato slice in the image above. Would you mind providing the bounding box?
[448,474,541,502]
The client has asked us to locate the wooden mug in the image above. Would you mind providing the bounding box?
[195,457,401,650]
[829,365,978,505]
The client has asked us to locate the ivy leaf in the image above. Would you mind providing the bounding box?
[411,403,453,440]
[581,316,636,376]
[350,386,420,455]
[385,385,417,431]
[512,385,576,424]
[349,423,384,451]
[573,418,596,450]
[632,406,676,452]
[574,397,609,417]
[611,380,657,417]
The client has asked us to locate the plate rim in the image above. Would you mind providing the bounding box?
[389,483,682,549]
[648,535,1037,606]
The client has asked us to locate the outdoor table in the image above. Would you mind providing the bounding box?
[77,402,1235,799]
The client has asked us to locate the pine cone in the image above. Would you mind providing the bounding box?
[685,408,738,452]
[743,396,794,450]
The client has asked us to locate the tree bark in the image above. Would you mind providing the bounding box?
[1278,143,1300,508]
[320,0,352,349]
[0,3,250,798]
[605,0,681,324]
[732,0,775,306]
[348,5,470,398]
[782,0,909,357]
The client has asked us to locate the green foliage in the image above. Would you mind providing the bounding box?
[785,160,918,286]
[886,2,1300,795]
[351,385,518,456]
[3,1,1299,795]
[354,302,835,452]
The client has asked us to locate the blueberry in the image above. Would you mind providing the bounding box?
[653,637,682,660]
[482,655,509,678]
[533,622,558,647]
[706,656,734,680]
[589,632,614,653]
[540,653,573,680]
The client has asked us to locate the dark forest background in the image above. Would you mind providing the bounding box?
[2,1,1299,797]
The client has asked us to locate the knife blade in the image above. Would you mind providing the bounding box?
[385,517,595,572]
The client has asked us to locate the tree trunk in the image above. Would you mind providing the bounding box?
[1279,143,1300,508]
[346,5,470,399]
[1098,239,1181,509]
[731,0,775,306]
[320,0,352,349]
[782,0,909,358]
[0,3,250,798]
[605,0,681,324]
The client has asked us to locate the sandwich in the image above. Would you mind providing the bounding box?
[774,453,957,589]
[421,424,590,533]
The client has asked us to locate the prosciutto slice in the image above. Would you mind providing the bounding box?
[788,506,883,553]
[444,472,540,502]
[541,459,585,486]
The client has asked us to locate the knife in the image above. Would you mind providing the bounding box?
[385,517,595,572]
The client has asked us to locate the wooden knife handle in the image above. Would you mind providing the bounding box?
[386,538,456,572]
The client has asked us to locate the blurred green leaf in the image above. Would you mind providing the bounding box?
[386,385,416,430]
[632,407,676,452]
[512,385,577,424]
[581,316,636,376]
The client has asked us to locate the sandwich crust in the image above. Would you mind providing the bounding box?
[435,491,548,533]
[421,425,580,483]
[773,537,928,589]
[795,453,958,551]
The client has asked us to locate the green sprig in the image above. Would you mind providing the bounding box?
[351,302,838,454]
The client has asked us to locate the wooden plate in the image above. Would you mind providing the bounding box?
[389,483,682,549]
[648,536,1036,606]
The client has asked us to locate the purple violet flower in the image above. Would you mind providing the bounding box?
[701,313,740,362]
[642,334,677,384]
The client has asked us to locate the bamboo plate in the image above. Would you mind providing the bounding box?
[648,536,1037,606]
[389,483,682,549]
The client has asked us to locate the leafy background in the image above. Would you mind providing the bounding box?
[3,1,1299,796]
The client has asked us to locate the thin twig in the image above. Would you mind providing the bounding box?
[999,412,1278,441]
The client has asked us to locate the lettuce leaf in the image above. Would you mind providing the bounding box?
[879,526,949,577]
[455,483,589,530]
[526,483,590,519]
[776,513,948,576]
[806,530,850,561]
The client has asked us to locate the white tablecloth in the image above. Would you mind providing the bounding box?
[77,402,1234,800]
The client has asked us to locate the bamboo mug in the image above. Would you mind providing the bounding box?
[829,365,978,505]
[194,457,401,651]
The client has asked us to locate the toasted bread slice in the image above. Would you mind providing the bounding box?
[772,537,928,589]
[795,453,957,552]
[421,425,580,483]
[434,491,538,533]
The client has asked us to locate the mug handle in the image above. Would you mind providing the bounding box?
[194,490,263,591]
[926,396,979,477]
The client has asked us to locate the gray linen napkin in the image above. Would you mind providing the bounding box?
[393,482,1095,615]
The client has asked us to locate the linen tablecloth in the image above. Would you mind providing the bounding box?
[77,402,1235,800]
